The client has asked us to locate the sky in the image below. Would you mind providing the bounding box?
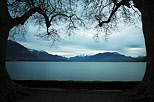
[12,21,146,58]
[7,0,146,58]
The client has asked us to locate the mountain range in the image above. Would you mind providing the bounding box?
[6,40,146,62]
[6,40,67,61]
[29,49,67,61]
[68,52,146,62]
[6,40,39,61]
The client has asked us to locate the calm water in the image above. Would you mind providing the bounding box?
[6,62,146,81]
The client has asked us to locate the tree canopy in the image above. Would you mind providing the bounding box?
[7,0,142,43]
[7,0,85,44]
[82,0,141,34]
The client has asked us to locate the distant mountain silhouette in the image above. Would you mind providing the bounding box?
[30,49,67,61]
[68,55,90,61]
[86,52,131,62]
[68,52,146,62]
[6,40,146,62]
[6,40,39,61]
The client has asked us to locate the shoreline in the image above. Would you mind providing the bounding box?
[13,80,140,90]
[7,60,146,62]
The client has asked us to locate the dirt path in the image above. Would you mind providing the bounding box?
[16,89,123,102]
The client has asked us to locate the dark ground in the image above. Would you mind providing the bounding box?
[13,80,139,102]
[13,80,140,90]
[16,89,123,102]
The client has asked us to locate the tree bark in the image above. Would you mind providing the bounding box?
[139,0,154,99]
[0,0,51,101]
[0,28,14,102]
[0,17,32,102]
[124,0,154,101]
[0,0,14,100]
[0,1,31,102]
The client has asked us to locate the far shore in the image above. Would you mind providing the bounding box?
[13,80,140,90]
[7,60,146,62]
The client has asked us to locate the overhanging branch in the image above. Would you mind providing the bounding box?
[49,13,75,24]
[12,7,75,34]
[98,0,130,27]
[13,7,49,27]
[45,13,75,35]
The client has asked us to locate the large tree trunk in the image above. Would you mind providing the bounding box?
[0,0,15,101]
[0,17,31,102]
[0,1,31,102]
[0,28,15,102]
[0,29,31,102]
[141,0,154,100]
[124,0,154,102]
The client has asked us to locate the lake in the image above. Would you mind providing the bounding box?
[6,62,146,81]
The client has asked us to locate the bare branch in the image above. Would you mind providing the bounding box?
[13,7,49,27]
[8,0,85,46]
[98,1,123,27]
[36,28,61,46]
[98,0,131,27]
[49,13,71,23]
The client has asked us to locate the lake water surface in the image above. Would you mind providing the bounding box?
[6,62,146,81]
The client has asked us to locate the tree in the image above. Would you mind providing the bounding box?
[0,0,83,101]
[82,0,154,101]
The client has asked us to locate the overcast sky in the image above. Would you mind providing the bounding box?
[12,21,146,58]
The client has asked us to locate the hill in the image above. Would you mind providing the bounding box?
[6,40,67,61]
[6,40,39,61]
[29,49,67,61]
[68,52,146,62]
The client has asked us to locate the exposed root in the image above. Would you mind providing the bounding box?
[0,82,33,102]
[119,80,154,102]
